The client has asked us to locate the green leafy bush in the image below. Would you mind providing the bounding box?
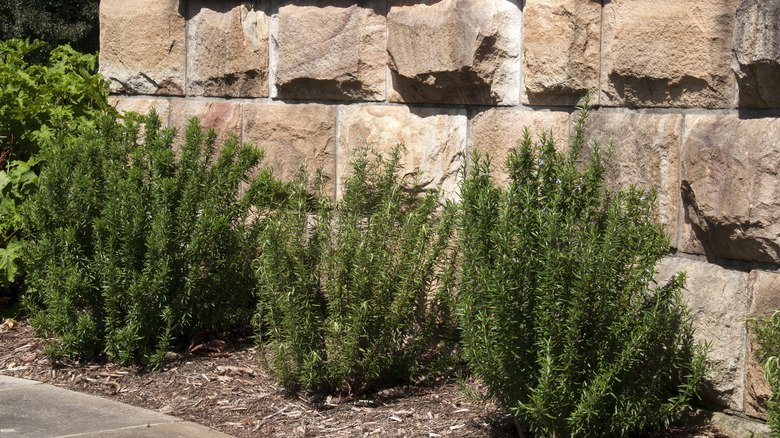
[23,111,280,367]
[255,145,457,393]
[749,311,780,434]
[457,97,710,437]
[0,38,114,293]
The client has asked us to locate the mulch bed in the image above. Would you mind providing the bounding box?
[0,318,728,437]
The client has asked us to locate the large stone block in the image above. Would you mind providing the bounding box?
[601,0,738,108]
[168,100,243,149]
[274,1,386,101]
[100,0,186,95]
[187,1,269,98]
[469,109,569,187]
[680,115,780,264]
[522,0,601,106]
[583,112,682,242]
[746,270,780,419]
[337,106,467,199]
[387,0,521,105]
[243,103,337,196]
[732,0,780,108]
[655,257,749,411]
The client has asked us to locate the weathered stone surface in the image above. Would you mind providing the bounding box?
[187,2,269,98]
[387,0,521,105]
[100,0,186,95]
[274,1,386,101]
[169,100,243,149]
[107,97,171,122]
[522,0,601,106]
[601,0,738,108]
[469,109,569,187]
[243,103,337,196]
[337,106,467,199]
[680,115,780,264]
[655,257,749,411]
[746,270,780,419]
[732,0,780,108]
[583,112,682,242]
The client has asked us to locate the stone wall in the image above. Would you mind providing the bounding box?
[100,0,780,429]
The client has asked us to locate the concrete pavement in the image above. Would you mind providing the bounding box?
[0,375,232,437]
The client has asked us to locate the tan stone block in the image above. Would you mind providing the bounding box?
[337,105,467,199]
[746,270,780,419]
[387,0,521,105]
[168,100,243,150]
[108,97,171,122]
[99,0,186,95]
[469,109,569,187]
[601,0,738,108]
[680,115,780,263]
[583,112,682,242]
[732,0,780,108]
[243,103,337,196]
[275,1,387,101]
[187,1,269,98]
[655,257,749,411]
[522,0,601,106]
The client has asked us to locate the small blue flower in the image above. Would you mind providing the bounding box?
[555,179,561,184]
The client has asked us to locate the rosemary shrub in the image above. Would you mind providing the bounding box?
[23,111,280,367]
[255,144,457,393]
[457,97,710,436]
[749,311,780,435]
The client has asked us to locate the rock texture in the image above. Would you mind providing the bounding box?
[655,257,749,411]
[469,109,569,187]
[99,0,186,95]
[583,113,682,242]
[169,101,243,149]
[601,0,738,108]
[187,1,269,98]
[243,103,337,196]
[387,0,521,105]
[746,270,780,420]
[337,106,467,199]
[107,97,171,122]
[274,1,386,101]
[522,0,601,106]
[680,115,780,264]
[732,0,780,108]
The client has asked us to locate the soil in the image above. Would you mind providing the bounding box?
[0,318,729,438]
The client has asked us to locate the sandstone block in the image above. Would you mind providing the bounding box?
[100,0,186,95]
[187,1,269,98]
[274,1,386,101]
[169,100,243,150]
[337,106,467,199]
[108,97,171,122]
[732,0,780,108]
[655,257,749,411]
[387,0,521,105]
[583,112,682,242]
[522,0,601,106]
[469,109,569,187]
[680,115,780,264]
[243,103,337,196]
[746,270,780,419]
[601,0,738,108]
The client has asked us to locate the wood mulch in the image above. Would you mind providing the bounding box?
[0,318,729,438]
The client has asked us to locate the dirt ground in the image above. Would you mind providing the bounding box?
[0,318,729,438]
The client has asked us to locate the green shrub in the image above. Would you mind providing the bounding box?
[749,311,780,435]
[255,144,457,393]
[23,110,280,367]
[0,38,114,292]
[457,96,710,437]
